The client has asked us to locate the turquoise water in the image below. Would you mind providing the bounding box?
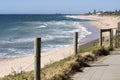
[0,14,92,58]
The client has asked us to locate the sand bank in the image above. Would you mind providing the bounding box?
[0,15,119,77]
[78,15,120,36]
[79,15,120,29]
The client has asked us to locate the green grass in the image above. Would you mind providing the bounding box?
[0,71,34,80]
[79,44,99,53]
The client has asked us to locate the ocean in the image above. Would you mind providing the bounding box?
[0,14,92,58]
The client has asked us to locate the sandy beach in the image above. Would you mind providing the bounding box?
[79,15,120,29]
[0,15,120,77]
[0,46,74,77]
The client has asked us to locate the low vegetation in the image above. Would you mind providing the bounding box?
[85,9,120,16]
[0,41,113,80]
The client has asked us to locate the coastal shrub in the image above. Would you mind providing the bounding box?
[100,47,109,55]
[92,49,99,56]
[0,51,106,80]
[92,47,110,56]
[52,73,71,80]
[70,62,81,72]
[75,55,91,68]
[84,54,95,61]
[92,50,100,59]
[75,55,84,63]
[107,46,114,51]
[0,44,111,80]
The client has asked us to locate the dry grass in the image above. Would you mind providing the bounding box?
[0,41,112,80]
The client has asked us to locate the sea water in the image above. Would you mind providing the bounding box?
[0,14,92,58]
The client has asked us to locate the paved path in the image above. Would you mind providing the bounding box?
[72,48,120,80]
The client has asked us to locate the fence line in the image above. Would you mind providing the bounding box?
[33,23,120,79]
[33,23,120,80]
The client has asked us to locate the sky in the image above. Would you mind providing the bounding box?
[0,0,120,14]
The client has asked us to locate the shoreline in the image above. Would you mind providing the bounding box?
[0,15,119,77]
[0,22,98,77]
[78,15,120,31]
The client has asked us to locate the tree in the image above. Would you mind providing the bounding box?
[115,10,118,13]
[89,12,91,15]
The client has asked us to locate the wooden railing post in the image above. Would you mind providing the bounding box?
[34,38,41,80]
[118,22,120,29]
[118,22,120,47]
[99,29,102,47]
[73,32,78,54]
[110,29,113,49]
[115,30,118,48]
[118,31,120,47]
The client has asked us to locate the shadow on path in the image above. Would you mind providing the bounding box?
[90,64,109,67]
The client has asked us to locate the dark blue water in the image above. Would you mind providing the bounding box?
[0,14,92,58]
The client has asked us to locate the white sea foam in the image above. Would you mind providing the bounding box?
[52,21,67,25]
[23,22,48,29]
[65,15,97,21]
[42,34,57,42]
[46,21,71,27]
[0,20,92,58]
[0,37,34,44]
[40,25,47,28]
[42,44,70,52]
[0,48,34,58]
[35,25,47,29]
[70,22,92,39]
[8,48,16,52]
[33,22,91,42]
[14,38,34,43]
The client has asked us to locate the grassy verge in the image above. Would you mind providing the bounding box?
[0,41,112,80]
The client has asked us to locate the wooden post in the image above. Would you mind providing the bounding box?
[73,32,78,54]
[115,30,118,48]
[116,30,120,47]
[99,29,102,47]
[109,29,113,49]
[118,32,120,47]
[118,22,120,29]
[117,30,119,47]
[117,22,120,47]
[34,38,41,80]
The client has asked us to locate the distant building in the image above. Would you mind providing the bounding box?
[96,11,103,15]
[96,12,102,15]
